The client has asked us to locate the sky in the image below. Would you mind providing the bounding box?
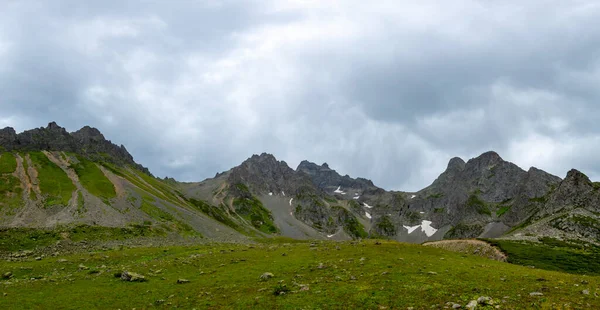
[2,0,600,191]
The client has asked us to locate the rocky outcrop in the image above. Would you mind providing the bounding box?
[0,122,149,174]
[227,153,315,196]
[296,160,377,192]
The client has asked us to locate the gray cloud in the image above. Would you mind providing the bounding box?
[2,0,600,191]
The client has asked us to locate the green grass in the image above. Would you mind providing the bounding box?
[0,225,167,252]
[0,174,22,210]
[138,196,197,235]
[331,206,367,239]
[186,198,241,232]
[466,193,491,216]
[485,238,600,276]
[101,163,186,208]
[28,152,75,207]
[0,240,598,309]
[496,204,511,217]
[71,155,116,202]
[428,193,444,199]
[76,191,85,214]
[233,196,279,234]
[373,215,397,237]
[0,152,17,174]
[0,153,23,210]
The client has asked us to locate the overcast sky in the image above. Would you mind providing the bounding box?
[2,1,600,191]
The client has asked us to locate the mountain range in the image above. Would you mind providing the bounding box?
[1,122,599,245]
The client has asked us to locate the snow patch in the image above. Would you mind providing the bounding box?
[419,212,425,214]
[403,225,420,234]
[268,192,273,196]
[403,220,438,237]
[333,186,346,194]
[365,212,372,219]
[421,220,438,237]
[327,234,335,238]
[282,191,285,196]
[353,196,360,200]
[410,195,416,199]
[289,198,294,206]
[363,203,373,209]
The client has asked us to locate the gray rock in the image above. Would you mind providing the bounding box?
[120,271,146,282]
[529,292,544,296]
[177,279,190,284]
[259,272,274,281]
[582,289,590,295]
[476,296,492,305]
[466,300,478,309]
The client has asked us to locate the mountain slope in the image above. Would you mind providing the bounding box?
[0,123,247,242]
[2,122,599,246]
[180,153,370,240]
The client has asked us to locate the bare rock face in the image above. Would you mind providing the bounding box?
[296,160,376,192]
[0,127,17,149]
[390,151,562,240]
[539,169,599,217]
[227,153,314,196]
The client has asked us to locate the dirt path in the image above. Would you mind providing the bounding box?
[14,154,40,200]
[98,165,126,198]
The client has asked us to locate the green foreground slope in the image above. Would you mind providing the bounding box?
[0,240,598,309]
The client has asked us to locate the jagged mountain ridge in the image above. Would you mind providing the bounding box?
[0,122,149,174]
[1,122,599,245]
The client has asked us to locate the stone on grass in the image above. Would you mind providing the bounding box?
[260,272,274,281]
[120,271,147,282]
[466,300,478,309]
[477,296,492,305]
[529,292,543,296]
[177,279,190,284]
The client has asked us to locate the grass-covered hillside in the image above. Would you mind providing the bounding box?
[0,151,282,241]
[0,240,598,309]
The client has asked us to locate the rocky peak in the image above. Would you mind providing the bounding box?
[72,126,106,143]
[297,160,319,172]
[296,159,378,192]
[0,127,17,147]
[1,127,16,136]
[467,151,503,167]
[563,169,592,187]
[228,153,308,195]
[447,157,466,171]
[47,121,64,131]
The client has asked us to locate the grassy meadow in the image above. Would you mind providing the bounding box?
[0,239,598,309]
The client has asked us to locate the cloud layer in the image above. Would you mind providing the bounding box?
[2,0,600,191]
